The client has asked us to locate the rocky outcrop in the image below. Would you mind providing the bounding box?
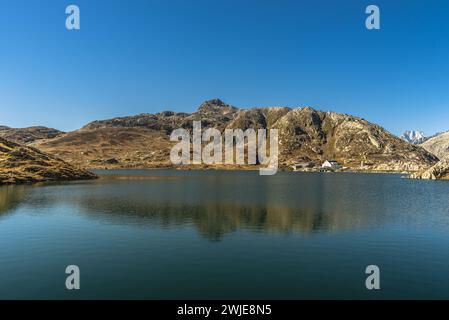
[81,111,188,134]
[411,158,449,180]
[0,126,63,144]
[33,99,438,173]
[0,137,96,185]
[227,107,291,130]
[406,131,449,180]
[181,99,238,131]
[81,99,238,133]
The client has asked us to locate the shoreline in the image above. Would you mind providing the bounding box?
[2,168,448,187]
[88,165,415,175]
[3,166,448,187]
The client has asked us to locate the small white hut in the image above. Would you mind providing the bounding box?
[322,160,342,170]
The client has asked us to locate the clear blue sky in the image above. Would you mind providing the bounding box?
[1,0,448,136]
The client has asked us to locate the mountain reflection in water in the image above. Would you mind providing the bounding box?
[2,170,448,240]
[2,170,449,299]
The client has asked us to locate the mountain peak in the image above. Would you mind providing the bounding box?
[197,99,237,113]
[402,130,428,144]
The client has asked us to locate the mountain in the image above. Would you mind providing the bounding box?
[0,126,63,144]
[37,99,240,168]
[402,130,428,145]
[0,137,96,185]
[419,131,449,159]
[33,99,438,172]
[275,108,437,171]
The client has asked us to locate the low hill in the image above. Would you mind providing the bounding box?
[33,127,173,169]
[0,126,63,144]
[0,137,96,185]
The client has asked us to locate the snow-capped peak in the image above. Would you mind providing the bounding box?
[402,130,428,144]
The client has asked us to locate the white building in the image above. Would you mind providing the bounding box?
[322,160,342,170]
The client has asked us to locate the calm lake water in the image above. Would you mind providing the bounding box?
[1,170,449,299]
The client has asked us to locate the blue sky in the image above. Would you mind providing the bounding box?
[0,0,448,136]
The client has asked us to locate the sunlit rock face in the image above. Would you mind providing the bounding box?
[420,131,449,160]
[412,158,449,180]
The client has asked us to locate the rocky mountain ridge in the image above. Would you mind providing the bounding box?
[31,99,438,173]
[0,126,63,144]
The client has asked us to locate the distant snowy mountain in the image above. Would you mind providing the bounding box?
[402,130,429,144]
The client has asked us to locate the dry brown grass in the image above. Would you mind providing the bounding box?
[33,127,174,169]
[0,137,96,185]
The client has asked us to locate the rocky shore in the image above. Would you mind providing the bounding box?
[411,158,449,180]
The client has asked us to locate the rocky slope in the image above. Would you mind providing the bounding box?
[411,158,449,180]
[420,131,449,159]
[0,137,96,185]
[81,99,238,133]
[33,99,438,173]
[411,131,449,180]
[272,108,437,171]
[0,126,63,144]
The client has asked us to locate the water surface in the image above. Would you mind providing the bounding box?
[1,170,449,299]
